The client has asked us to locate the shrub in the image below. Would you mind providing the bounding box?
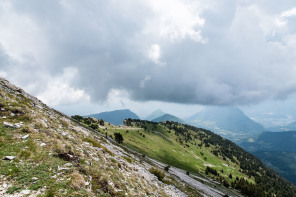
[83,137,102,148]
[114,133,124,144]
[149,167,165,181]
[19,150,32,159]
[70,171,86,190]
[164,165,170,172]
[22,126,34,133]
[21,113,34,122]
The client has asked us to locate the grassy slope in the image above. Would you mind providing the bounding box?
[90,120,296,196]
[107,123,248,184]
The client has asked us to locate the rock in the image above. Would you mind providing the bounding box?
[21,189,31,195]
[3,156,15,160]
[22,134,29,139]
[2,116,6,119]
[58,166,70,171]
[3,122,14,128]
[32,177,39,181]
[40,143,46,147]
[14,122,23,129]
[11,113,15,117]
[64,163,73,167]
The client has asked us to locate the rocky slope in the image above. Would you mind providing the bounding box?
[0,77,190,196]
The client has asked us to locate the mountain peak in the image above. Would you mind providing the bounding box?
[145,109,166,121]
[86,109,140,126]
[151,113,185,124]
[187,106,264,141]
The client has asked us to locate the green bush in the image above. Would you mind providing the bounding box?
[149,167,165,181]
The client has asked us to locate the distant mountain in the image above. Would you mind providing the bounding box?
[267,121,296,132]
[186,106,264,141]
[152,113,185,124]
[145,109,165,121]
[240,131,296,152]
[86,109,140,126]
[244,112,294,128]
[240,131,296,185]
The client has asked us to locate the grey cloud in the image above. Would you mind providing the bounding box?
[1,0,296,106]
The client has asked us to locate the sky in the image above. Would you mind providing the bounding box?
[1,0,296,122]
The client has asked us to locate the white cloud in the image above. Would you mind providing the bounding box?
[143,0,206,42]
[281,7,296,18]
[148,44,165,65]
[37,67,90,106]
[276,7,296,27]
[1,0,296,112]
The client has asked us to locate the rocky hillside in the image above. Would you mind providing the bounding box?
[0,78,193,196]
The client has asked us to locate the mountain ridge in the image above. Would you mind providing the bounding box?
[186,106,265,141]
[86,109,140,126]
[145,109,166,121]
[152,113,185,124]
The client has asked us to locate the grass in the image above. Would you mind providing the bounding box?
[107,124,248,184]
[149,167,165,181]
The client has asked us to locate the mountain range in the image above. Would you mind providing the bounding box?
[186,106,265,141]
[145,109,166,121]
[85,109,139,126]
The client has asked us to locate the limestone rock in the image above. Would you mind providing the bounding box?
[3,156,15,160]
[3,122,14,128]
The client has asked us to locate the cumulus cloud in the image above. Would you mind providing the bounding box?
[37,67,90,106]
[0,0,296,107]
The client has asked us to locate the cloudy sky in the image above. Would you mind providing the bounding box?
[1,0,296,120]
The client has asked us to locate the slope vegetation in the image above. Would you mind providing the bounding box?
[78,118,296,196]
[240,131,296,185]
